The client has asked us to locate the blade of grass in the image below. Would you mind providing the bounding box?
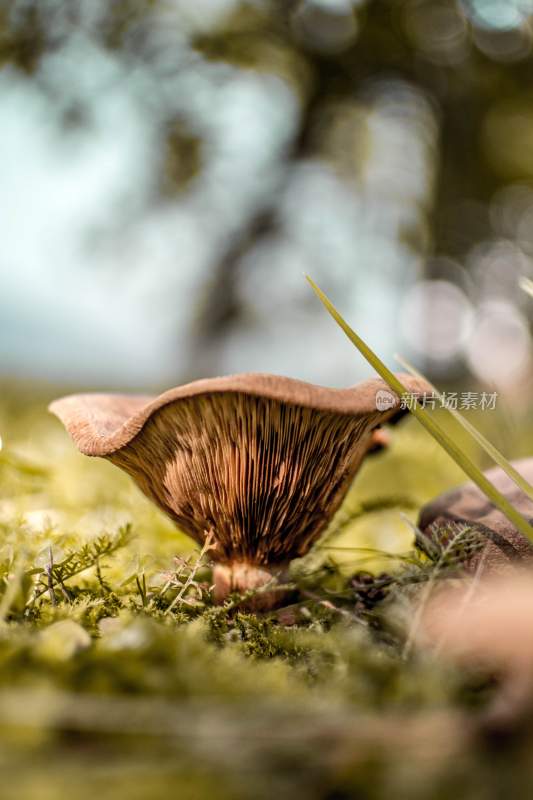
[395,353,533,503]
[306,275,533,540]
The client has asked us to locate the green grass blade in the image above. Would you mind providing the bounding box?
[395,353,533,503]
[306,275,533,540]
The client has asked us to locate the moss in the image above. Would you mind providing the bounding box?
[1,392,533,798]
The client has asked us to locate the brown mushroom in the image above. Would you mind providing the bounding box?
[418,459,533,575]
[50,372,430,609]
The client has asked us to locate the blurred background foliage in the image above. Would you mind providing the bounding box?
[2,0,533,395]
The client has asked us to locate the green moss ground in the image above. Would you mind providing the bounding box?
[1,383,532,799]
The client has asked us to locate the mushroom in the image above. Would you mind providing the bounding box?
[418,459,533,575]
[50,372,430,609]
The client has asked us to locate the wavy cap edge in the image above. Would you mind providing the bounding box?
[49,371,433,457]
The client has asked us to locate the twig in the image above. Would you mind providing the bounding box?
[165,531,216,615]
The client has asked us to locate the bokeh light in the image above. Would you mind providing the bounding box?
[461,0,533,32]
[399,280,474,365]
[465,300,531,387]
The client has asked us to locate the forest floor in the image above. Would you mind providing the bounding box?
[1,382,532,800]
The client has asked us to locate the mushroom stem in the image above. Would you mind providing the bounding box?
[212,562,290,611]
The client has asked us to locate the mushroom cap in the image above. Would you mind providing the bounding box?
[49,373,429,458]
[50,372,431,566]
[418,458,533,573]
